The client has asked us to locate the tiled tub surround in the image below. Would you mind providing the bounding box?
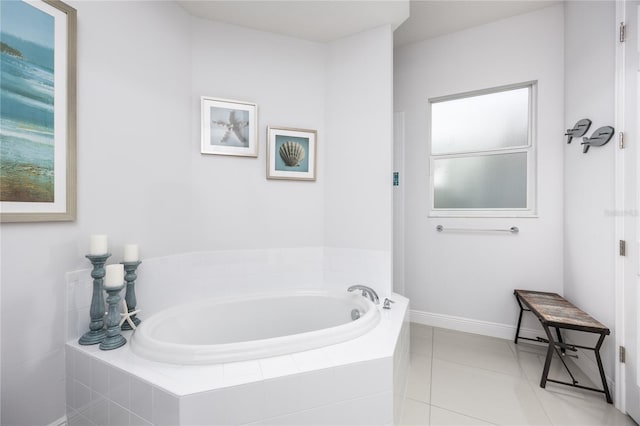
[65,248,406,425]
[66,295,410,425]
[66,248,392,341]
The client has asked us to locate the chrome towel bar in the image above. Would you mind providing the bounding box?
[436,225,519,234]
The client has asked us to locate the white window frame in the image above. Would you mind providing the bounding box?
[427,81,538,218]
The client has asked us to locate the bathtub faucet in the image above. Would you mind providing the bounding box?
[347,285,380,305]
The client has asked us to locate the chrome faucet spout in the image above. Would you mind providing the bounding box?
[347,285,380,305]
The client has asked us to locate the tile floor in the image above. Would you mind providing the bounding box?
[401,323,638,426]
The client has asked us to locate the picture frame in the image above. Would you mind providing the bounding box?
[267,126,317,181]
[201,96,258,157]
[0,0,77,223]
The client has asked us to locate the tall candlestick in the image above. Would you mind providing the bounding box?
[104,264,124,289]
[89,235,108,255]
[121,260,142,330]
[79,253,111,345]
[100,283,127,351]
[123,244,139,262]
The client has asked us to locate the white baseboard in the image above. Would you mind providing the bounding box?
[410,309,543,341]
[410,309,616,402]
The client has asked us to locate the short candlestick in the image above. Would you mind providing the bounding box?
[100,284,127,351]
[79,253,111,345]
[120,260,142,330]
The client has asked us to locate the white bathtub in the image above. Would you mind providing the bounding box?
[130,289,381,364]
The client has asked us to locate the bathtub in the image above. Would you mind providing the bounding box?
[130,289,381,364]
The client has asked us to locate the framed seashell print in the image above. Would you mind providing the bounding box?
[201,97,258,157]
[267,126,317,181]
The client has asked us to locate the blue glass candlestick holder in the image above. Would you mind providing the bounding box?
[120,260,142,330]
[79,253,111,345]
[100,284,127,351]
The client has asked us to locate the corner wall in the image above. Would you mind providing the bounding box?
[394,5,565,332]
[324,25,395,297]
[1,4,396,424]
[563,0,617,386]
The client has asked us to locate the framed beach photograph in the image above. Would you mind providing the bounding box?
[201,97,258,157]
[0,0,77,222]
[267,127,317,181]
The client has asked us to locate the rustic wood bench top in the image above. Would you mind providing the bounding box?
[514,289,609,334]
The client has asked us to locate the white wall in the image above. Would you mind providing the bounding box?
[563,0,617,384]
[1,4,396,424]
[1,2,191,425]
[324,26,395,298]
[394,5,565,331]
[189,19,327,250]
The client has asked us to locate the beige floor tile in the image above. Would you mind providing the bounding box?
[407,324,630,426]
[433,328,522,377]
[400,398,430,426]
[431,358,551,425]
[430,406,496,426]
[532,384,636,426]
[406,354,431,402]
[411,323,434,339]
[411,335,433,356]
[512,343,595,387]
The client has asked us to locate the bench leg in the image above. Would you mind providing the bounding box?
[514,294,524,344]
[555,327,565,355]
[540,323,556,388]
[594,333,613,403]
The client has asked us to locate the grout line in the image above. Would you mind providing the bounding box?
[428,327,434,407]
[430,403,500,426]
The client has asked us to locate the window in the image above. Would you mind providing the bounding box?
[428,82,536,217]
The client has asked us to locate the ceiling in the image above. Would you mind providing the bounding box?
[178,0,561,47]
[394,1,560,46]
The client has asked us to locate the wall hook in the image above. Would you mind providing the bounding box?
[565,119,592,144]
[581,126,615,153]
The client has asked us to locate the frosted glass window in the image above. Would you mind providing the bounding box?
[431,87,530,155]
[428,82,536,216]
[433,153,527,209]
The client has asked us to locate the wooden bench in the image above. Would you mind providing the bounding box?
[513,289,612,403]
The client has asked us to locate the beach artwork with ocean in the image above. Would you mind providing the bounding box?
[1,0,55,203]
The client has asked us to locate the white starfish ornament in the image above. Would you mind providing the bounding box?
[119,298,141,329]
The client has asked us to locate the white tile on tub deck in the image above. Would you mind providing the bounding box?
[92,358,110,397]
[332,357,392,402]
[223,360,263,387]
[76,347,92,387]
[262,374,302,419]
[295,368,339,410]
[108,366,131,410]
[109,401,130,426]
[130,377,153,422]
[180,382,266,426]
[151,387,179,426]
[89,391,109,426]
[331,391,394,426]
[258,354,298,380]
[291,347,334,372]
[75,380,93,416]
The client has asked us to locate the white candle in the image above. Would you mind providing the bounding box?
[104,264,124,289]
[89,235,108,255]
[123,244,139,262]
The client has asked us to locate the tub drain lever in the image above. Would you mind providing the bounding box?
[383,298,395,310]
